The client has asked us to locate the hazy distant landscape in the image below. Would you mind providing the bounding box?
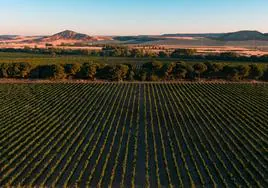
[1,0,268,187]
[1,30,268,56]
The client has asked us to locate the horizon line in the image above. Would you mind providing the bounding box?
[0,29,267,37]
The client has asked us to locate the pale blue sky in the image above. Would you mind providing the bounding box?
[0,0,267,35]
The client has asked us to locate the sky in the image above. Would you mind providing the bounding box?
[0,0,267,36]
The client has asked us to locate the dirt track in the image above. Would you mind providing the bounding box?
[0,79,267,84]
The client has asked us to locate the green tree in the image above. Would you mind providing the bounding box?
[158,51,168,58]
[0,63,32,78]
[173,62,188,79]
[78,63,98,80]
[30,65,54,79]
[162,62,176,80]
[204,62,224,78]
[237,65,250,79]
[222,66,240,81]
[143,61,163,73]
[64,63,81,77]
[219,52,239,60]
[127,70,135,81]
[262,67,268,81]
[88,64,98,80]
[171,49,197,57]
[212,63,224,73]
[111,64,129,81]
[176,68,188,79]
[97,64,129,81]
[52,64,66,79]
[130,49,144,58]
[193,63,207,79]
[18,63,32,78]
[249,64,264,80]
[0,63,9,78]
[140,71,147,81]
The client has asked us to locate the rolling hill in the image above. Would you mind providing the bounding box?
[217,30,268,41]
[162,33,225,38]
[162,30,268,41]
[0,35,19,40]
[113,36,164,44]
[1,30,268,51]
[39,30,95,42]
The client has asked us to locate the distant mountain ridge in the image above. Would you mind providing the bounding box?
[217,30,268,41]
[1,30,268,45]
[0,35,19,40]
[162,30,268,41]
[113,36,163,44]
[162,33,225,38]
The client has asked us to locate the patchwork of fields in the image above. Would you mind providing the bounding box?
[0,52,268,65]
[0,83,268,187]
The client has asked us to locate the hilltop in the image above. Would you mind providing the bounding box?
[0,30,111,46]
[40,30,94,42]
[217,30,268,41]
[161,30,268,41]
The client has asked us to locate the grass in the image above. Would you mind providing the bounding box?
[0,52,268,67]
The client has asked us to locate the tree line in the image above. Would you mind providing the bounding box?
[0,61,268,81]
[1,47,268,62]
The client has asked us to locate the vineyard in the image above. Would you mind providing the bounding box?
[0,52,167,65]
[0,83,268,187]
[1,52,267,65]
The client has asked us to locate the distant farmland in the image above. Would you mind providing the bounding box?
[0,83,267,187]
[0,52,163,65]
[0,52,268,66]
